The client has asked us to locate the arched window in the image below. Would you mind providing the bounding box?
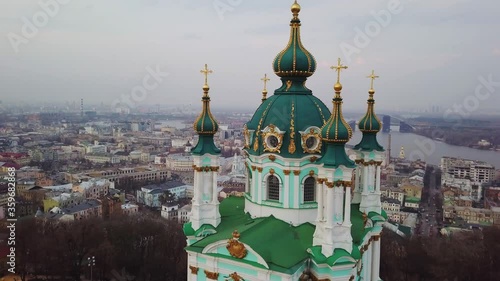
[267,175,280,201]
[303,177,315,202]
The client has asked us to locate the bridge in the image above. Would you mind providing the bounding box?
[346,115,417,133]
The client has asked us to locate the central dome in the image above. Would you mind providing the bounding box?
[245,2,329,159]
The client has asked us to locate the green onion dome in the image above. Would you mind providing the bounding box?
[358,89,381,133]
[193,84,219,135]
[321,83,352,143]
[272,1,316,78]
[354,85,384,152]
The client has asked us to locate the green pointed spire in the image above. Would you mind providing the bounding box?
[354,70,384,152]
[319,58,355,168]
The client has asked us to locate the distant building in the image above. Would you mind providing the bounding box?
[73,178,112,199]
[161,203,179,220]
[136,181,186,208]
[166,153,194,172]
[178,204,191,224]
[121,203,139,215]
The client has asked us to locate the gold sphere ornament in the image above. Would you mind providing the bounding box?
[291,1,301,14]
[334,82,342,92]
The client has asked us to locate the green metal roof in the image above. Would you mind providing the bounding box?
[185,197,315,274]
[353,132,384,152]
[191,135,221,156]
[317,143,355,168]
[185,198,379,272]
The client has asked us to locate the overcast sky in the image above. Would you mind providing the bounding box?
[1,0,499,113]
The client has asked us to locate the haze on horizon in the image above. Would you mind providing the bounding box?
[1,0,499,114]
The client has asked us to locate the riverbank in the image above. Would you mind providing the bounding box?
[348,131,500,168]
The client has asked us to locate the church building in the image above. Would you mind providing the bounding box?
[184,2,387,280]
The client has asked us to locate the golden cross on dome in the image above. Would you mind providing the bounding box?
[200,64,213,86]
[330,58,348,83]
[367,70,379,90]
[261,74,270,91]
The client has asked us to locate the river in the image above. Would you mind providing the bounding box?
[348,129,500,168]
[161,120,500,168]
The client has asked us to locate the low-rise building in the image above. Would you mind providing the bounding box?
[136,181,186,208]
[404,197,420,209]
[381,197,401,212]
[121,203,139,215]
[56,199,102,221]
[74,178,112,199]
[161,203,179,220]
[178,204,191,224]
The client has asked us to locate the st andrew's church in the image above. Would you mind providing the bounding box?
[183,2,387,280]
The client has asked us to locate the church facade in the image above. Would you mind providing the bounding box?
[184,2,387,280]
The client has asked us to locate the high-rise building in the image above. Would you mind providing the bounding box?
[184,2,386,280]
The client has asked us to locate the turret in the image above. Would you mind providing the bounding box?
[189,64,221,232]
[353,70,384,214]
[314,58,355,256]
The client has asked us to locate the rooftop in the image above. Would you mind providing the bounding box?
[185,197,374,274]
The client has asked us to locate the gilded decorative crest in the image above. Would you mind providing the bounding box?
[262,125,284,153]
[243,125,250,149]
[300,127,322,154]
[288,102,296,154]
[226,230,247,259]
[204,270,219,280]
[225,272,245,281]
[189,266,198,275]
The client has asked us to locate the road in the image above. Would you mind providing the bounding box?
[416,167,442,237]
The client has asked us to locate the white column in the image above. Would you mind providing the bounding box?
[343,185,351,225]
[257,170,262,203]
[372,238,381,281]
[212,170,218,203]
[284,173,290,208]
[354,167,360,192]
[369,165,375,191]
[294,174,300,208]
[316,182,324,221]
[326,187,334,224]
[195,171,202,202]
[334,187,343,222]
[364,244,372,281]
[376,165,381,192]
[362,165,369,194]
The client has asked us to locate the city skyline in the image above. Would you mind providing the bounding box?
[1,0,500,112]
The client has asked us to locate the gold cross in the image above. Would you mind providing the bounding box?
[200,64,213,86]
[330,58,348,83]
[261,74,270,91]
[367,70,379,90]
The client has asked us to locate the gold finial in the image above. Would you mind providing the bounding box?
[367,70,379,93]
[330,58,348,92]
[261,74,270,91]
[291,0,301,16]
[261,74,270,102]
[200,64,213,91]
